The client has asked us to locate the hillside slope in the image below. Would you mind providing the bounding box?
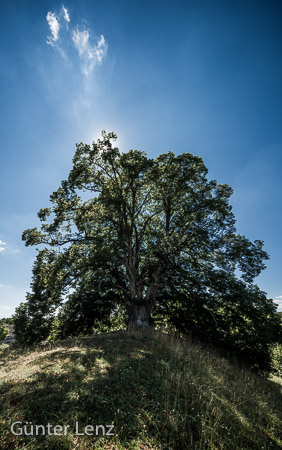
[0,330,281,449]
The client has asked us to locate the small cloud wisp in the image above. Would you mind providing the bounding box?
[62,5,70,23]
[72,27,107,75]
[0,240,7,252]
[46,11,60,46]
[46,5,107,76]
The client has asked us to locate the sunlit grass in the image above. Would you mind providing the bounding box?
[0,330,281,449]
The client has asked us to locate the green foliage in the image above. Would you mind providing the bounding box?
[272,344,282,377]
[14,248,67,347]
[155,275,282,372]
[13,298,53,347]
[49,283,127,340]
[0,318,13,326]
[0,323,9,341]
[0,331,281,449]
[14,131,279,371]
[271,313,282,376]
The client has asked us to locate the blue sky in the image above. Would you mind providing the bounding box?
[0,0,282,317]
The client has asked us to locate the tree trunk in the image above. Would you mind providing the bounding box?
[127,302,153,329]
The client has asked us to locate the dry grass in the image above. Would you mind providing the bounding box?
[0,330,281,449]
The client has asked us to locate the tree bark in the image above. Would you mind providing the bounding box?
[126,302,153,329]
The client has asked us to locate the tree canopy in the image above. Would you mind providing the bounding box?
[14,131,281,371]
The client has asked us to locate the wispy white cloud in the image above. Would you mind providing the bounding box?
[62,5,70,23]
[45,5,107,76]
[72,27,107,75]
[95,35,107,63]
[46,11,60,46]
[0,240,20,255]
[0,240,7,252]
[72,28,90,55]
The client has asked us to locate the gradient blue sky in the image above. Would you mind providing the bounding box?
[0,0,282,318]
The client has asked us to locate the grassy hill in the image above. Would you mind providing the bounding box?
[0,330,281,449]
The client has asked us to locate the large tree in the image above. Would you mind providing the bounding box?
[20,131,269,331]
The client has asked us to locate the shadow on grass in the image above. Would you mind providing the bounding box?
[0,331,281,449]
[0,333,173,448]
